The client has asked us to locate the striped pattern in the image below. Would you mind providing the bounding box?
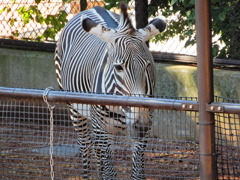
[55,3,166,180]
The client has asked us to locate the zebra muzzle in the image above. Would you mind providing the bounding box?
[124,107,152,138]
[132,119,152,138]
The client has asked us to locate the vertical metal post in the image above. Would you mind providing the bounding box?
[135,0,148,29]
[195,0,217,179]
[135,0,148,46]
[80,0,87,11]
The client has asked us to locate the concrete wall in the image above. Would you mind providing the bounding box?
[155,63,240,100]
[1,48,240,144]
[1,48,240,99]
[0,48,58,89]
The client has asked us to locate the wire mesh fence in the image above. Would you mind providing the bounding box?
[0,97,200,179]
[215,112,240,180]
[0,1,240,179]
[0,89,240,179]
[0,0,239,59]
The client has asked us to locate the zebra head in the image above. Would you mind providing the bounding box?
[82,3,166,137]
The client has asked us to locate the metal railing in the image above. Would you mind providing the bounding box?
[0,0,240,179]
[0,87,240,179]
[1,87,240,114]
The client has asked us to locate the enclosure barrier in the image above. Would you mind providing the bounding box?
[1,0,239,59]
[1,0,240,179]
[0,87,240,114]
[1,87,240,114]
[1,87,240,179]
[0,87,199,111]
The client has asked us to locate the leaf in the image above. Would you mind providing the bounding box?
[35,0,41,4]
[36,36,43,41]
[212,44,220,58]
[62,0,72,3]
[35,14,45,24]
[8,18,17,26]
[186,10,191,17]
[184,39,195,47]
[6,7,11,13]
[17,6,27,14]
[170,0,178,6]
[218,12,226,22]
[12,30,19,36]
[0,7,7,14]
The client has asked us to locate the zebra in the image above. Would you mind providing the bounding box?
[54,2,166,180]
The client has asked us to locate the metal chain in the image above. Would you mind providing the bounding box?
[43,86,55,180]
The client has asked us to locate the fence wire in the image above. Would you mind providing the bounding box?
[0,0,239,59]
[215,113,240,179]
[0,97,200,179]
[1,93,240,179]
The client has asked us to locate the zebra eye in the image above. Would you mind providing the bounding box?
[114,64,124,71]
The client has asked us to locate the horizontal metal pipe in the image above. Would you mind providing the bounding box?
[1,87,239,113]
[0,87,197,111]
[208,102,240,114]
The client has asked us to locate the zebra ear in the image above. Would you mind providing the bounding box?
[82,18,114,42]
[138,17,167,42]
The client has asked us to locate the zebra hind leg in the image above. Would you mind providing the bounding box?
[77,134,92,180]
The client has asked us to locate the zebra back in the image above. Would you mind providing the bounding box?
[54,6,120,92]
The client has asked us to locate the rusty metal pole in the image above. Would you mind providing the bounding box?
[195,0,217,179]
[135,0,148,29]
[135,0,149,46]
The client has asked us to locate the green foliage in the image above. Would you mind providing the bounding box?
[41,10,68,40]
[151,0,240,59]
[150,0,196,52]
[1,0,68,41]
[106,0,240,59]
[17,5,44,24]
[1,0,239,59]
[104,0,131,10]
[211,0,240,59]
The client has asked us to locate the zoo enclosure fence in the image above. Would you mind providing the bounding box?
[0,0,240,60]
[0,87,240,179]
[0,0,240,179]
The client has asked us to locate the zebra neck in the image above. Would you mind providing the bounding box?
[95,54,108,94]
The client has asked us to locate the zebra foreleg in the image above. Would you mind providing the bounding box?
[94,133,116,180]
[69,106,93,179]
[131,138,148,180]
[77,133,93,180]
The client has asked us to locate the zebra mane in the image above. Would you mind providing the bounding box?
[118,2,135,35]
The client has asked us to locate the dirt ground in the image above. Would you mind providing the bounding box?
[1,118,239,180]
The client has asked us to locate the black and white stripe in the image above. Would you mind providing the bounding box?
[55,2,166,180]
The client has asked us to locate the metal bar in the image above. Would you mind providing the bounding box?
[1,38,240,66]
[0,87,198,111]
[206,102,240,114]
[135,0,148,29]
[135,0,149,46]
[1,87,240,114]
[152,52,240,66]
[195,0,217,179]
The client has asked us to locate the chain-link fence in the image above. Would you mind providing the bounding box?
[0,88,239,179]
[214,97,240,179]
[0,98,200,179]
[0,1,240,179]
[0,0,239,59]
